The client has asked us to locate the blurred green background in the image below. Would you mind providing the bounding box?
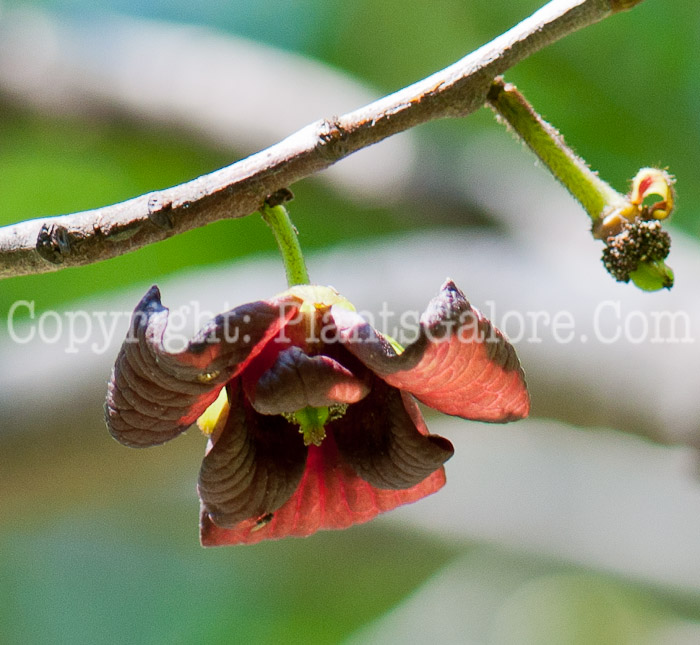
[2,0,700,643]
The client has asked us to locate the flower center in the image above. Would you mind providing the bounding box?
[292,406,329,446]
[283,403,349,447]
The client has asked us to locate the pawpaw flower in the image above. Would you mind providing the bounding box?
[105,280,529,546]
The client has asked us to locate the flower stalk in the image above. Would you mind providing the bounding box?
[487,77,675,292]
[260,200,310,287]
[487,78,627,222]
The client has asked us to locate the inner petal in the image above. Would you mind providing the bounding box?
[332,379,454,490]
[248,346,370,415]
[198,381,308,529]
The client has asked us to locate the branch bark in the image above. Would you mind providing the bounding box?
[0,0,641,279]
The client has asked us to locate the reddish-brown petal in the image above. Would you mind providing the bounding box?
[332,379,453,489]
[246,346,370,415]
[105,286,298,447]
[332,280,530,422]
[199,431,446,547]
[197,381,308,528]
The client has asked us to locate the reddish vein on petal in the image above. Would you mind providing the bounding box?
[332,280,530,423]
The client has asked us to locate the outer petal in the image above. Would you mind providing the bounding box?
[105,286,298,447]
[198,381,308,527]
[248,346,370,415]
[332,379,453,489]
[200,432,446,547]
[332,280,530,422]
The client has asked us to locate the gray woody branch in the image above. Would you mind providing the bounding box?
[0,0,642,279]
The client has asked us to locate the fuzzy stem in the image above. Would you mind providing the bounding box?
[260,204,310,286]
[487,77,627,222]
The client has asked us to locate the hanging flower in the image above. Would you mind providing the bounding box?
[105,280,529,546]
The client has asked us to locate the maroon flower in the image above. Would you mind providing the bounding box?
[105,280,529,546]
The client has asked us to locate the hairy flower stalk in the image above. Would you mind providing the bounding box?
[260,192,310,287]
[487,77,675,292]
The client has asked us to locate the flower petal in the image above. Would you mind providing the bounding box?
[629,167,675,220]
[332,379,453,489]
[200,432,446,547]
[105,286,297,447]
[198,381,308,528]
[247,346,370,415]
[332,280,529,422]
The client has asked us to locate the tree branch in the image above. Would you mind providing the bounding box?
[0,0,642,279]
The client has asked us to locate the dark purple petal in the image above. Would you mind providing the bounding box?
[331,280,530,422]
[332,379,453,489]
[248,345,370,415]
[105,286,297,447]
[198,381,307,528]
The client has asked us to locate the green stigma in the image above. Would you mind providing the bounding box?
[294,406,330,446]
[283,403,350,447]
